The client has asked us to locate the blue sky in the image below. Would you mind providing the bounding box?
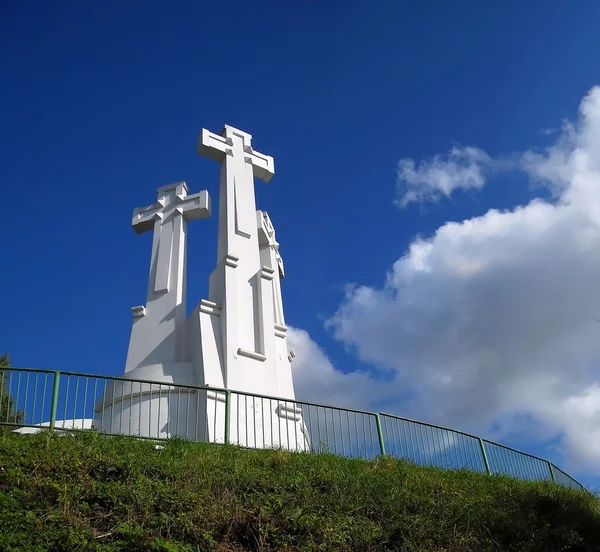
[2,1,600,488]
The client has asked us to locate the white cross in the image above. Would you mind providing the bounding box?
[133,182,210,293]
[199,125,274,181]
[198,126,274,238]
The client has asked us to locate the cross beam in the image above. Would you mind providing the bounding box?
[198,125,274,182]
[132,182,210,233]
[133,181,210,293]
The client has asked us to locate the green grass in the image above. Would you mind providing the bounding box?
[0,432,598,551]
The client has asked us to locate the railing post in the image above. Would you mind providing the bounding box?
[224,390,231,445]
[49,371,60,433]
[375,414,386,456]
[0,369,5,421]
[548,461,557,484]
[479,437,491,475]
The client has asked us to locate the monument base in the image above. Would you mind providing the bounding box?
[95,365,310,450]
[95,362,204,440]
[224,393,311,451]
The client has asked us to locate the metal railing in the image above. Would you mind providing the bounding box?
[0,367,584,491]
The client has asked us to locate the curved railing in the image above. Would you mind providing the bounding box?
[0,367,583,491]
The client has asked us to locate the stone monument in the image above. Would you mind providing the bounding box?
[96,125,309,451]
[95,182,211,440]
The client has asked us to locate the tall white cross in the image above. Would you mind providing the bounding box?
[199,126,274,250]
[133,182,210,296]
[124,181,211,374]
[195,126,306,449]
[197,125,276,373]
[199,125,274,180]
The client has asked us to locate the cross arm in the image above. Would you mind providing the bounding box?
[132,201,163,234]
[247,147,275,183]
[177,189,211,221]
[198,128,230,162]
[198,125,275,182]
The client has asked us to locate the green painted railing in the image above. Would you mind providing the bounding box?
[0,367,584,491]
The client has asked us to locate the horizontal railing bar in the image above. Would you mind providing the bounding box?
[0,367,58,375]
[380,412,481,441]
[226,390,376,415]
[481,438,555,466]
[4,367,223,392]
[549,463,584,488]
[551,463,571,477]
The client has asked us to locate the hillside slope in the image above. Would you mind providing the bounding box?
[0,432,598,551]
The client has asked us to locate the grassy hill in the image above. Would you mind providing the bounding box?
[0,431,598,551]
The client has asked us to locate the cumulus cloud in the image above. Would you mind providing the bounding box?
[326,86,600,472]
[521,119,580,196]
[288,327,396,411]
[396,146,494,207]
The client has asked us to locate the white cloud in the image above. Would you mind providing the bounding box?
[396,146,494,207]
[288,326,395,411]
[325,86,600,473]
[521,119,579,196]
